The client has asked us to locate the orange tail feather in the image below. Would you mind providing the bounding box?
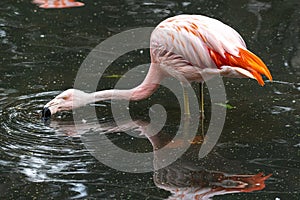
[236,48,272,86]
[209,48,272,86]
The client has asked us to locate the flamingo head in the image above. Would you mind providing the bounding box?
[41,89,92,121]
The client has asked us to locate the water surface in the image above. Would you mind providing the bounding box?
[0,0,299,199]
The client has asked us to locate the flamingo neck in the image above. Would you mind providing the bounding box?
[91,63,164,102]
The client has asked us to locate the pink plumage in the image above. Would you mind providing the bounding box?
[150,15,272,85]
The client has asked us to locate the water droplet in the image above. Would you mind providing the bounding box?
[0,30,6,37]
[182,2,191,7]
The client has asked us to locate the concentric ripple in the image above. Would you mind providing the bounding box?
[0,91,105,198]
[0,91,74,140]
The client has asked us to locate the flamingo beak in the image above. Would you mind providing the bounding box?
[41,107,51,121]
[41,100,61,121]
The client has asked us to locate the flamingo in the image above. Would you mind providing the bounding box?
[42,14,272,120]
[32,0,84,9]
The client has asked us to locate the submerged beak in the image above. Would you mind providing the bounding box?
[41,107,51,121]
[41,99,62,121]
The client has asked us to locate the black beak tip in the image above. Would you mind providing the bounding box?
[41,107,51,121]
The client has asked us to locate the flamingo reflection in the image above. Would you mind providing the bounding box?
[49,117,271,199]
[154,155,271,200]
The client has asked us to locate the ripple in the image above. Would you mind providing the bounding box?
[270,106,295,115]
[0,91,97,187]
[1,91,59,136]
[249,158,300,170]
[268,80,300,94]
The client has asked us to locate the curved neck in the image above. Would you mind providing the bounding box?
[91,63,165,103]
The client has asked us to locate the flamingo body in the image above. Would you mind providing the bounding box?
[150,15,272,85]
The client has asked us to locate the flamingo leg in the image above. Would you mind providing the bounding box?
[200,82,205,119]
[200,82,205,136]
[182,85,190,118]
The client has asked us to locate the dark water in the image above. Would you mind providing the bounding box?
[0,0,299,199]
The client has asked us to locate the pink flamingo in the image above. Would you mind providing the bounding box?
[42,15,272,119]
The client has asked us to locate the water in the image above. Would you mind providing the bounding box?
[0,0,299,199]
